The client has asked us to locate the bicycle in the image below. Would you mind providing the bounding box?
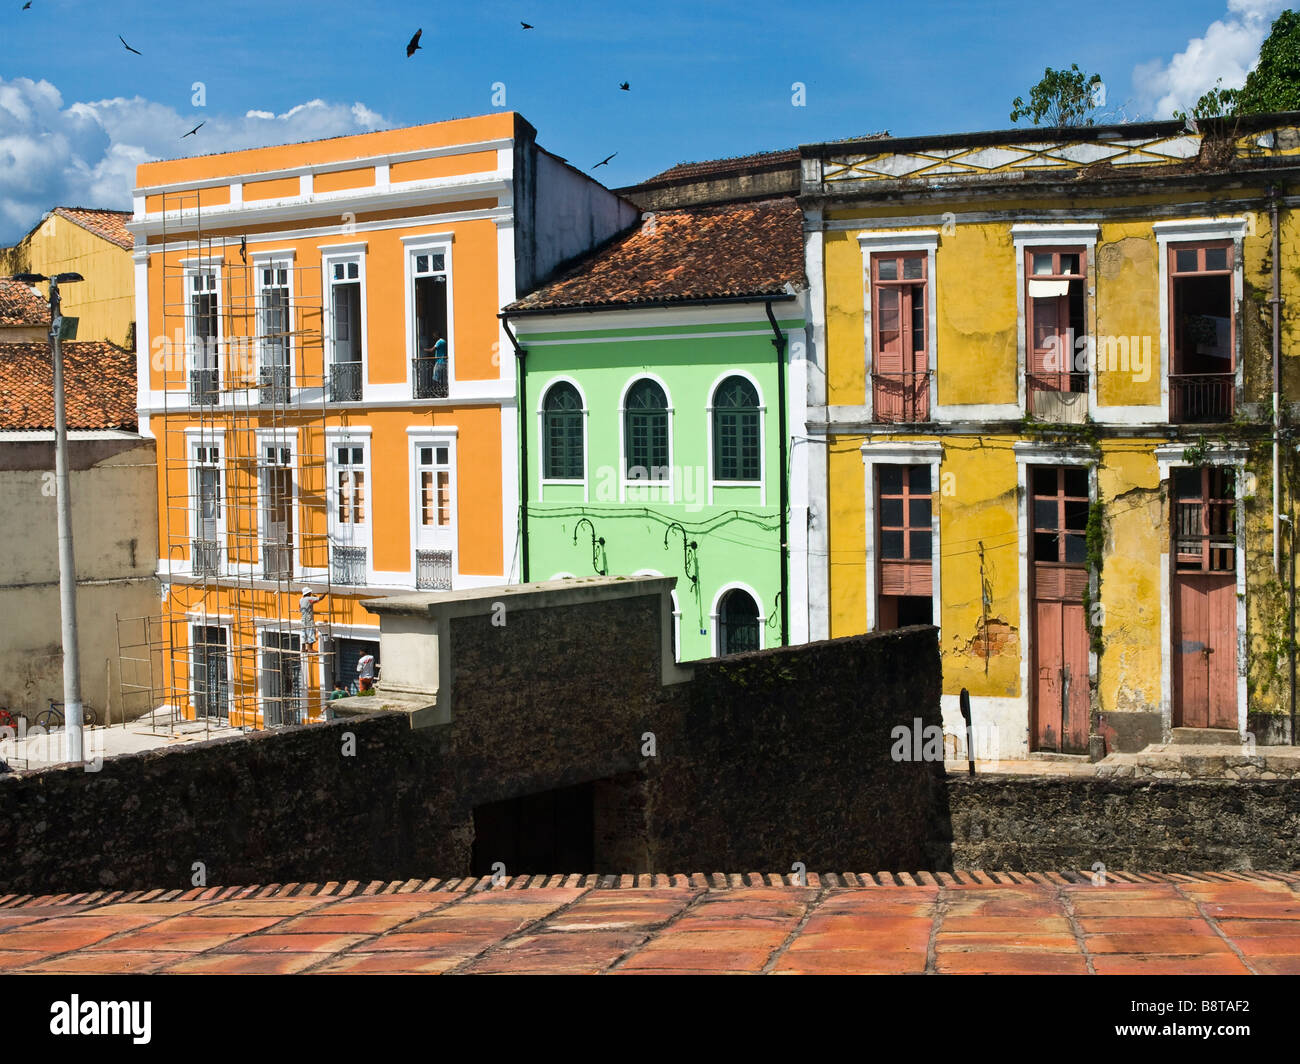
[35,699,97,732]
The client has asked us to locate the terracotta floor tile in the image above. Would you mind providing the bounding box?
[934,933,1080,953]
[941,916,1073,933]
[638,929,790,951]
[1249,956,1300,974]
[190,899,327,917]
[86,929,245,953]
[1076,917,1210,935]
[213,932,369,953]
[1201,903,1300,919]
[617,948,772,971]
[772,950,927,974]
[0,949,53,971]
[164,951,323,974]
[1231,936,1300,956]
[1091,953,1253,975]
[348,931,499,953]
[143,915,283,935]
[0,927,123,951]
[311,951,461,974]
[790,931,931,952]
[1213,919,1300,937]
[274,912,417,935]
[1085,933,1232,954]
[937,951,1089,974]
[22,950,190,974]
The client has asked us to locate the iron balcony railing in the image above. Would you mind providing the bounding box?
[1027,372,1089,422]
[331,545,367,586]
[258,363,291,404]
[329,360,362,402]
[262,541,292,580]
[1170,373,1234,424]
[189,367,219,406]
[415,548,453,590]
[412,357,449,399]
[191,539,222,577]
[872,371,931,423]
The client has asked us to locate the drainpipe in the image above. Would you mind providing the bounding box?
[765,299,790,647]
[1272,186,1283,576]
[500,314,529,584]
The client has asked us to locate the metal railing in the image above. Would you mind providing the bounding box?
[412,356,448,399]
[329,360,362,402]
[331,545,367,586]
[262,541,292,580]
[258,363,291,404]
[872,371,931,423]
[1027,372,1089,422]
[191,539,222,577]
[415,548,453,590]
[189,367,219,406]
[1170,373,1234,423]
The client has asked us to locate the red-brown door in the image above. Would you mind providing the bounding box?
[1029,466,1091,753]
[872,252,928,422]
[1171,466,1237,729]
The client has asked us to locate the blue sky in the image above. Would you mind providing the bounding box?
[0,0,1287,241]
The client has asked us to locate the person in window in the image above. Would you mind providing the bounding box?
[423,329,448,394]
[300,586,328,648]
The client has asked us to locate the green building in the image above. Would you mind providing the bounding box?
[502,198,809,660]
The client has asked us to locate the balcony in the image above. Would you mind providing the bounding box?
[329,360,362,403]
[258,363,291,404]
[189,368,219,406]
[1027,372,1089,424]
[416,549,453,590]
[262,540,292,580]
[872,371,930,423]
[191,539,222,577]
[412,356,449,399]
[1170,373,1234,424]
[331,545,367,586]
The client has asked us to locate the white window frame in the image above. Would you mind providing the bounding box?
[184,261,223,401]
[321,245,368,404]
[861,441,943,635]
[858,230,938,421]
[1154,219,1247,427]
[325,427,373,586]
[537,375,589,501]
[402,233,455,399]
[407,427,459,585]
[1011,224,1099,419]
[255,429,299,581]
[619,373,675,503]
[186,427,227,575]
[706,369,767,506]
[253,250,296,400]
[188,619,233,721]
[710,581,765,657]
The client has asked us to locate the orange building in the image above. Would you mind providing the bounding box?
[130,113,636,726]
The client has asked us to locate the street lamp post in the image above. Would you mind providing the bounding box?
[13,271,85,763]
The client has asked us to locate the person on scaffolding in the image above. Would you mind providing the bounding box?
[300,586,328,649]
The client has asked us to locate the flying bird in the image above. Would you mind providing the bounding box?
[181,120,205,138]
[22,3,31,10]
[406,28,422,57]
[119,34,142,55]
[592,152,617,169]
[239,236,247,264]
[619,82,630,91]
[520,20,532,29]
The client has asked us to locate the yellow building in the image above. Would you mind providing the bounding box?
[0,207,136,348]
[130,112,636,727]
[801,114,1300,756]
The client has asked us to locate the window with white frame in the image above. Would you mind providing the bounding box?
[191,441,223,576]
[412,249,450,399]
[413,439,455,590]
[625,378,670,481]
[257,261,292,402]
[328,258,363,402]
[712,375,761,482]
[188,268,219,404]
[260,441,294,579]
[330,441,368,585]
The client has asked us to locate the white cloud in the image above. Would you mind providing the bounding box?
[0,76,391,244]
[1133,0,1285,118]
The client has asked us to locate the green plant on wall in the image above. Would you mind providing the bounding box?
[1081,494,1106,657]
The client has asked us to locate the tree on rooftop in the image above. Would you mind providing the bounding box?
[1010,64,1104,127]
[1175,9,1300,120]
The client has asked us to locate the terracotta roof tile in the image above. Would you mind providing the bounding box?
[0,341,136,431]
[639,148,799,185]
[51,207,134,251]
[0,280,50,327]
[507,198,805,312]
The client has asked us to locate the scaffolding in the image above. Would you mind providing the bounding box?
[117,190,346,733]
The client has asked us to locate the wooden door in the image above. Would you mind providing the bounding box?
[1034,598,1090,752]
[1171,467,1237,729]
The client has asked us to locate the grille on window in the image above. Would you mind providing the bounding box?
[191,539,221,577]
[331,545,367,585]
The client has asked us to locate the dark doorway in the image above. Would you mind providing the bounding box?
[471,781,595,876]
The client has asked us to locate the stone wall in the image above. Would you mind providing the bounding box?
[942,776,1300,871]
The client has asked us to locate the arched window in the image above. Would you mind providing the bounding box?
[542,382,584,480]
[719,588,760,656]
[625,379,668,479]
[713,376,760,481]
